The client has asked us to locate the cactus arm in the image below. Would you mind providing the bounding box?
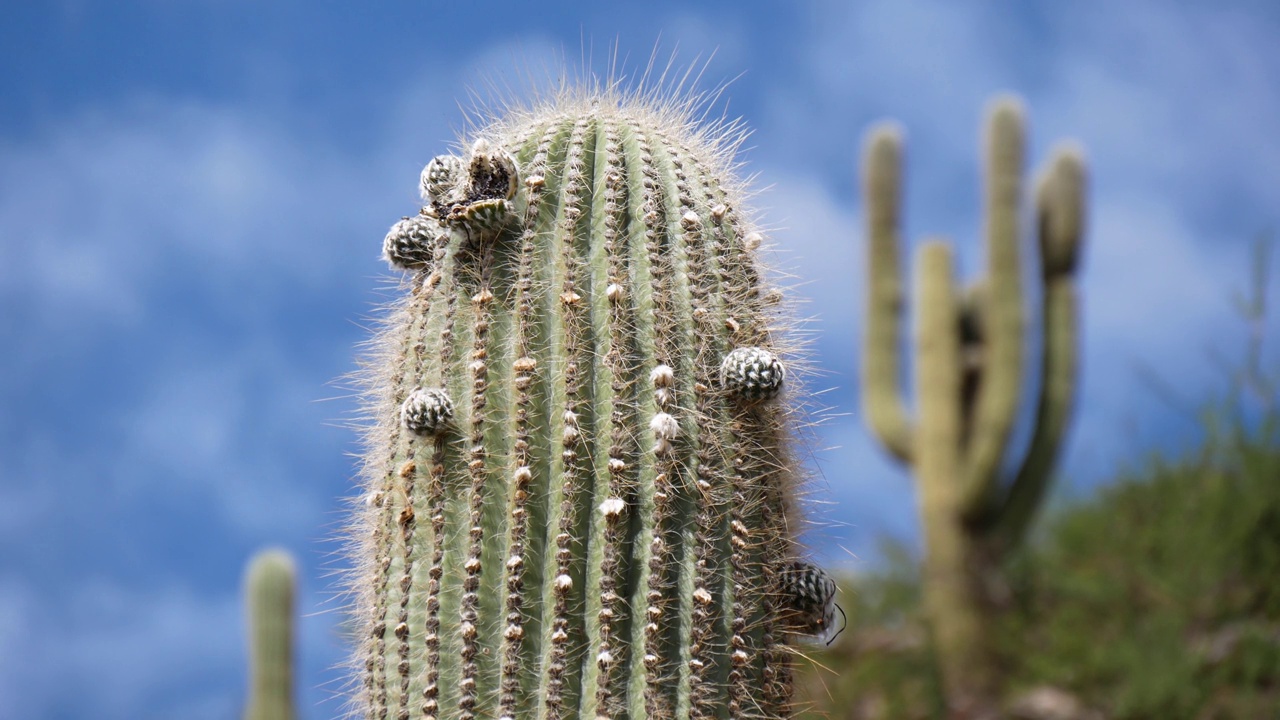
[961,97,1027,518]
[244,550,296,720]
[861,124,915,463]
[914,240,998,710]
[914,240,962,645]
[1035,146,1086,279]
[994,147,1086,550]
[995,279,1075,547]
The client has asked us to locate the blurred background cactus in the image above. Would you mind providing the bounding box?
[244,549,297,720]
[859,96,1086,717]
[352,90,828,720]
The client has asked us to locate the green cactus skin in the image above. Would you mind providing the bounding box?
[354,92,818,720]
[244,549,297,720]
[859,96,1087,714]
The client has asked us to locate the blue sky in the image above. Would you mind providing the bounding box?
[3,2,1278,718]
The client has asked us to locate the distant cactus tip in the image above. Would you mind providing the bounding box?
[866,120,906,151]
[720,346,785,400]
[244,548,296,720]
[248,548,296,577]
[400,387,454,435]
[1036,141,1089,277]
[987,93,1027,124]
[382,215,439,271]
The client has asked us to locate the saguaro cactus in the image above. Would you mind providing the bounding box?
[353,91,829,720]
[859,96,1087,715]
[244,549,297,720]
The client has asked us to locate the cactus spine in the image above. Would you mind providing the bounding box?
[244,549,297,720]
[355,91,820,720]
[859,96,1087,715]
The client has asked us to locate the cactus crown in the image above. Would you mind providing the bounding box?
[346,85,826,720]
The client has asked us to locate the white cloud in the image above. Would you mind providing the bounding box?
[804,0,1012,108]
[115,347,335,534]
[0,101,393,361]
[0,576,240,720]
[1043,4,1280,208]
[1085,198,1235,358]
[804,416,920,569]
[756,168,863,373]
[747,0,1280,504]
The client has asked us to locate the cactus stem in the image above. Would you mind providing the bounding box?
[355,89,818,720]
[961,97,1026,518]
[861,123,914,464]
[857,97,1087,714]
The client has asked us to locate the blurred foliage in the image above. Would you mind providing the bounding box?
[796,402,1280,719]
[794,539,942,719]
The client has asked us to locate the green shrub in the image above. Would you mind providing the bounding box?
[797,406,1280,719]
